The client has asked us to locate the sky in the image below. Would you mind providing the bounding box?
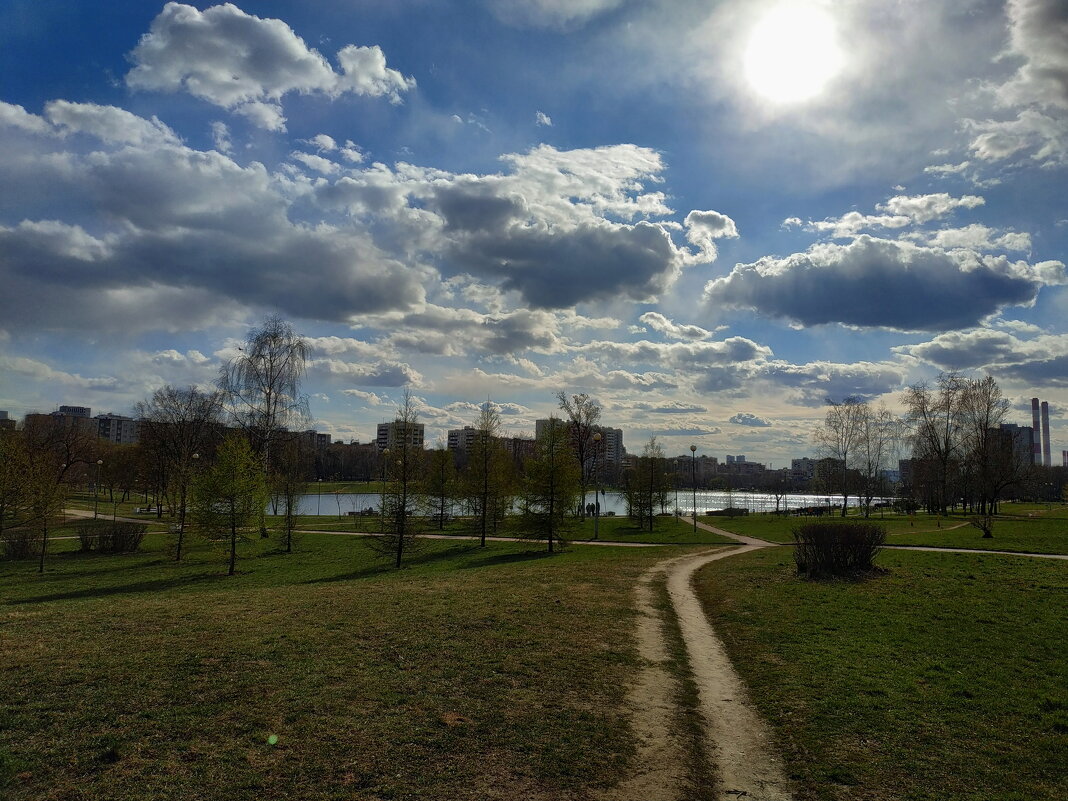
[1,0,1066,465]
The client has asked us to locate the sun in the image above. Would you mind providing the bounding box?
[743,3,843,104]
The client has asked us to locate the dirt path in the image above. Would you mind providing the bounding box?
[607,529,796,801]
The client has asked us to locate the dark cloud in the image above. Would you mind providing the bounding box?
[704,236,1065,331]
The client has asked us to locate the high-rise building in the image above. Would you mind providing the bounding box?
[999,423,1035,465]
[1032,398,1043,463]
[447,426,478,451]
[376,420,425,451]
[60,405,91,418]
[1041,401,1052,467]
[0,411,14,431]
[95,413,140,445]
[533,421,624,465]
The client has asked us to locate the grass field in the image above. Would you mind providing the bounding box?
[707,504,1068,554]
[0,529,696,801]
[694,547,1068,801]
[291,513,738,546]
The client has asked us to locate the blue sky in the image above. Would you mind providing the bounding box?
[1,0,1066,464]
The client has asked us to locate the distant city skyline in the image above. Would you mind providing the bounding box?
[1,1,1065,466]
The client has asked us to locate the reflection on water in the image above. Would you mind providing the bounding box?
[276,490,889,517]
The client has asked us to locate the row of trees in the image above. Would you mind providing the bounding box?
[814,373,1043,527]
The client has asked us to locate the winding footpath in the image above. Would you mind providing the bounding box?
[613,523,795,801]
[611,517,1068,800]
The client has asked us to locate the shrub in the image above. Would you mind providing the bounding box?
[75,520,147,554]
[1,529,41,560]
[793,521,886,578]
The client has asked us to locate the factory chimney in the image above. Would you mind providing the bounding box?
[1041,401,1052,467]
[1032,398,1043,463]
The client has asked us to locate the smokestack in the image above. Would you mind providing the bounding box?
[1032,398,1042,463]
[1041,401,1052,467]
[1063,450,1067,468]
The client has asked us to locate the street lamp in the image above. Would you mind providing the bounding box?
[690,445,697,534]
[673,460,679,514]
[94,459,103,519]
[593,432,602,540]
[380,448,390,532]
[317,477,323,516]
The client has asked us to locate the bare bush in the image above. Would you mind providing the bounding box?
[75,520,147,554]
[793,522,886,578]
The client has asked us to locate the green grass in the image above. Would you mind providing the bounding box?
[694,548,1068,800]
[289,513,738,545]
[568,515,737,545]
[0,529,699,800]
[707,504,1068,554]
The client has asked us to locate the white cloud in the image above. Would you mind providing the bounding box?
[232,100,287,132]
[44,100,179,146]
[210,121,232,153]
[340,140,364,163]
[306,134,337,151]
[729,412,772,427]
[0,101,52,135]
[535,111,553,126]
[125,3,414,128]
[876,193,985,223]
[638,312,712,341]
[485,0,625,29]
[290,151,339,174]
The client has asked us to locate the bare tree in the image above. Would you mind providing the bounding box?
[854,405,900,517]
[958,376,1033,532]
[218,316,309,536]
[136,385,223,560]
[621,437,672,531]
[814,397,867,516]
[903,373,965,515]
[0,431,29,549]
[556,391,601,520]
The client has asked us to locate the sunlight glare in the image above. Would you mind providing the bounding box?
[744,4,843,104]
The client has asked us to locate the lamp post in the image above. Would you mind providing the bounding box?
[94,459,103,519]
[380,448,390,533]
[317,477,323,516]
[673,460,679,514]
[690,445,697,534]
[593,432,602,540]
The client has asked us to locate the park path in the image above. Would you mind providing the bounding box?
[295,528,665,547]
[608,521,796,801]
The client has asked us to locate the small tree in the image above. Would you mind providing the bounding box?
[369,391,423,568]
[620,437,672,532]
[423,442,456,531]
[272,434,310,553]
[0,431,30,551]
[556,392,601,519]
[136,385,223,560]
[519,417,581,552]
[814,397,866,517]
[190,434,268,576]
[460,403,515,545]
[218,316,310,535]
